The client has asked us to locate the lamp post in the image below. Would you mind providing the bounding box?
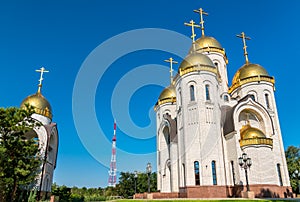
[293,169,300,197]
[238,153,252,192]
[146,163,152,193]
[134,171,138,194]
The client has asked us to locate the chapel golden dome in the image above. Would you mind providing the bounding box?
[157,85,176,106]
[239,123,273,148]
[240,124,266,139]
[229,63,275,93]
[178,53,217,76]
[20,92,52,119]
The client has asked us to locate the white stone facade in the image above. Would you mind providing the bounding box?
[155,34,290,196]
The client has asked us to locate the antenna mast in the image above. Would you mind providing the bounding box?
[108,120,117,187]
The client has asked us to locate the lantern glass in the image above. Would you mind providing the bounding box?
[147,163,152,174]
[238,157,243,166]
[247,158,252,167]
[242,153,247,161]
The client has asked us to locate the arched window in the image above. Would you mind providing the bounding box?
[211,160,217,185]
[250,94,255,101]
[265,93,270,109]
[277,163,283,186]
[231,161,236,185]
[194,161,200,185]
[190,85,195,101]
[224,95,229,102]
[205,84,210,101]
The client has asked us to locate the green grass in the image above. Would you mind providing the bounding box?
[112,200,297,202]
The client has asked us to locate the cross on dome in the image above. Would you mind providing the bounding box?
[164,57,178,84]
[236,32,251,64]
[193,8,208,36]
[35,67,49,93]
[184,20,200,43]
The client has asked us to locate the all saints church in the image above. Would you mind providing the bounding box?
[155,8,291,198]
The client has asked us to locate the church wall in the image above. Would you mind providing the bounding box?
[234,81,290,186]
[156,103,177,192]
[202,52,229,94]
[175,70,226,187]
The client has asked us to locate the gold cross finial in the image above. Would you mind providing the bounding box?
[35,67,49,93]
[245,113,251,125]
[184,20,200,43]
[194,8,208,36]
[164,57,178,84]
[236,32,251,64]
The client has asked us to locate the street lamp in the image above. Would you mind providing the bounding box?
[292,169,300,196]
[146,163,152,193]
[134,171,138,194]
[238,153,252,192]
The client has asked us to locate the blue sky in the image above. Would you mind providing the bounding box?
[1,0,299,188]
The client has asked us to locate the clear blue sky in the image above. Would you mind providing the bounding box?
[0,0,299,188]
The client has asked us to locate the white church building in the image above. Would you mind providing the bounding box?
[155,9,291,198]
[21,68,58,197]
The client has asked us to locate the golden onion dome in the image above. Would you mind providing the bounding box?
[240,124,266,139]
[239,123,273,148]
[229,63,274,93]
[20,92,52,119]
[195,36,223,49]
[157,85,176,106]
[178,52,215,73]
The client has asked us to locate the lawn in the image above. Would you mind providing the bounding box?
[113,200,297,202]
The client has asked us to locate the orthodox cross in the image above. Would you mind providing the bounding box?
[184,20,200,43]
[164,57,178,84]
[193,8,208,36]
[236,32,251,64]
[35,67,49,93]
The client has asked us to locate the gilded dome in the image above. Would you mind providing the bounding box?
[229,63,274,93]
[195,36,223,49]
[239,123,273,148]
[178,52,215,72]
[20,92,52,119]
[157,85,176,106]
[240,124,266,139]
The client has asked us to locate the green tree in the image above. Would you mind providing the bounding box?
[0,106,41,201]
[52,185,72,202]
[285,145,300,194]
[116,171,157,198]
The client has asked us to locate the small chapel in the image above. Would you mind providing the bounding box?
[20,68,58,197]
[155,8,291,198]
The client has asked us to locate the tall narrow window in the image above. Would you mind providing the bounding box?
[182,163,186,186]
[250,94,255,101]
[231,161,236,185]
[205,84,210,101]
[277,163,283,186]
[265,94,270,109]
[190,85,195,101]
[212,161,217,185]
[194,161,200,185]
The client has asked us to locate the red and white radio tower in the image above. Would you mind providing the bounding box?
[108,120,117,187]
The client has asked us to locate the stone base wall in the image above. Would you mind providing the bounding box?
[134,184,294,199]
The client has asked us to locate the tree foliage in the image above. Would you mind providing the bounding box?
[285,145,300,193]
[116,171,157,198]
[0,106,41,201]
[51,171,157,201]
